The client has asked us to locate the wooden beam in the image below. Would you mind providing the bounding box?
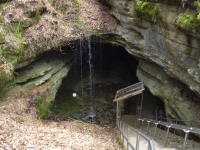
[113,88,145,102]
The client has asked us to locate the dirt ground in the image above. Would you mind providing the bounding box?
[0,107,120,149]
[0,85,120,150]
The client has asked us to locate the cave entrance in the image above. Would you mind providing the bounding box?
[53,36,165,123]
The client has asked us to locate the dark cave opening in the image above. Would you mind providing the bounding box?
[53,37,165,122]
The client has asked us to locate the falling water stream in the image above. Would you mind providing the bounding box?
[79,39,83,98]
[54,36,141,121]
[88,37,93,107]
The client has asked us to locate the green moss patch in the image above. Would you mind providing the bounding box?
[51,98,79,117]
[185,47,192,55]
[35,96,51,119]
[174,13,200,31]
[73,0,81,7]
[194,1,200,12]
[135,1,159,22]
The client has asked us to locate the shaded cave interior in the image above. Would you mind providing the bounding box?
[53,37,166,122]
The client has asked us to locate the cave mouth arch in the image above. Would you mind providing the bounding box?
[52,37,165,122]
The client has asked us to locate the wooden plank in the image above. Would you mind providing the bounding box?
[113,88,145,102]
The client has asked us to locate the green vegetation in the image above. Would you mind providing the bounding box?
[174,13,200,30]
[35,36,40,43]
[74,120,82,123]
[73,0,81,7]
[194,1,200,11]
[139,45,144,50]
[51,98,78,117]
[35,11,41,22]
[116,133,125,150]
[185,47,192,55]
[135,1,159,22]
[0,13,2,23]
[35,96,51,119]
[17,116,24,122]
[106,36,119,46]
[76,18,83,25]
[107,40,119,46]
[15,24,22,39]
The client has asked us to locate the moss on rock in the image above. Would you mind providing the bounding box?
[35,95,51,119]
[184,47,192,55]
[194,1,200,12]
[174,13,200,31]
[135,1,159,22]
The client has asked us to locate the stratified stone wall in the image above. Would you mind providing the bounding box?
[107,0,200,123]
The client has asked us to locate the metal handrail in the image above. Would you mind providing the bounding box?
[117,117,155,150]
[140,115,200,127]
[138,117,200,150]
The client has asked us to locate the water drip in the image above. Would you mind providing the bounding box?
[79,39,84,98]
[88,37,93,103]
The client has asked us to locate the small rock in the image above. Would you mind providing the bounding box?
[27,144,35,148]
[3,145,12,150]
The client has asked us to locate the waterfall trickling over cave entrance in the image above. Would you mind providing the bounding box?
[53,37,165,122]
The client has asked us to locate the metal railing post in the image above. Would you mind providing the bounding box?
[127,127,130,150]
[174,120,177,134]
[154,122,159,139]
[164,125,171,147]
[183,130,190,150]
[147,120,151,133]
[148,143,150,150]
[120,121,122,140]
[136,133,140,150]
[122,123,125,144]
[141,119,145,130]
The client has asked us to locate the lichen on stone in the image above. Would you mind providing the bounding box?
[135,1,159,22]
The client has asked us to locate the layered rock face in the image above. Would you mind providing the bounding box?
[106,0,200,124]
[0,0,117,118]
[0,0,117,83]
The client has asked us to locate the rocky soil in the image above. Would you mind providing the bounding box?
[0,93,120,150]
[0,77,120,149]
